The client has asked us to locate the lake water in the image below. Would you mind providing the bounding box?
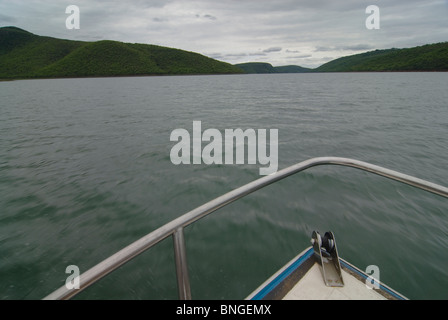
[0,73,447,300]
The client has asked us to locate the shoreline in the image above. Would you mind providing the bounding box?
[1,70,448,82]
[0,72,244,82]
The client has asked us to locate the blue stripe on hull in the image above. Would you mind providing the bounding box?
[251,247,314,300]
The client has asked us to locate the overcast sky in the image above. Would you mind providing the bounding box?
[1,0,447,68]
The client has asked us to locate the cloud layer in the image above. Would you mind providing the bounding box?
[1,0,447,67]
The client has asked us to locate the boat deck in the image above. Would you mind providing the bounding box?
[283,262,385,300]
[247,247,407,300]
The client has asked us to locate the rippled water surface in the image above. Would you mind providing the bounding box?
[1,73,447,299]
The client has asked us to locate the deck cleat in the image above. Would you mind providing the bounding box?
[311,231,344,287]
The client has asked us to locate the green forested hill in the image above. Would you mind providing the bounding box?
[235,62,311,74]
[0,26,243,79]
[236,42,448,73]
[235,62,277,74]
[315,42,448,72]
[274,65,312,73]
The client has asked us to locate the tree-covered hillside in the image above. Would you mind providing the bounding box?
[315,42,448,72]
[235,62,311,74]
[0,27,244,79]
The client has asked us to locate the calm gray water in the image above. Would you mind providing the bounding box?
[0,73,447,300]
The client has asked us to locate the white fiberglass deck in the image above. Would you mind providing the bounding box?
[283,263,386,300]
[247,247,407,300]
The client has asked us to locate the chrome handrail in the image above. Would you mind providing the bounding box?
[43,157,448,300]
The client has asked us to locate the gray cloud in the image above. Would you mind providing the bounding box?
[152,17,168,23]
[315,44,375,52]
[225,53,248,57]
[202,14,217,20]
[342,44,375,51]
[296,54,312,59]
[0,13,17,23]
[263,47,282,53]
[1,0,447,68]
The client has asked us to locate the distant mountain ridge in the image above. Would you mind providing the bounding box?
[236,42,448,74]
[235,62,312,74]
[315,42,448,72]
[0,26,243,79]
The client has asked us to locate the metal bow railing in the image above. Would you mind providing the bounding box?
[43,157,448,300]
